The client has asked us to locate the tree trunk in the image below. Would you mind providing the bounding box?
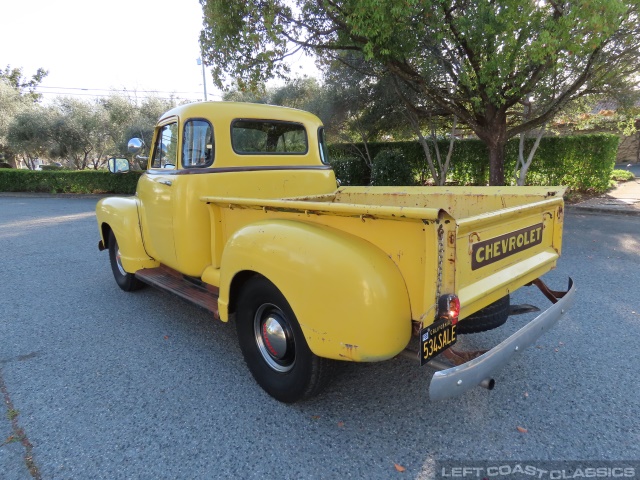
[6,152,17,169]
[480,111,508,186]
[487,142,506,186]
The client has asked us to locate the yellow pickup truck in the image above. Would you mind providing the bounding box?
[96,102,575,403]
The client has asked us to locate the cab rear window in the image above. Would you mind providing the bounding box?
[231,120,308,154]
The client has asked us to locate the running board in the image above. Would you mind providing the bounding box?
[135,266,220,318]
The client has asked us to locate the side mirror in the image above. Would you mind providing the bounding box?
[108,158,130,174]
[127,138,145,154]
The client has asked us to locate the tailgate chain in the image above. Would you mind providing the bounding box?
[435,223,445,305]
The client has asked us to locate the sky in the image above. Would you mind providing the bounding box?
[1,0,318,104]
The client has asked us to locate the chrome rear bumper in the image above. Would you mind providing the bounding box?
[428,277,575,401]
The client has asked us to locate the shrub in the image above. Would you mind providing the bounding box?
[505,134,619,192]
[371,149,417,186]
[610,169,635,182]
[0,162,12,169]
[329,155,371,186]
[0,170,142,194]
[327,144,372,186]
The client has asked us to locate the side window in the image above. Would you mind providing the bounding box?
[183,119,214,168]
[151,123,178,169]
[231,120,307,154]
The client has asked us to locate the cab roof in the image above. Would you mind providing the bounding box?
[159,101,323,127]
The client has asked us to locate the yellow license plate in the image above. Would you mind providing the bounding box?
[421,318,457,365]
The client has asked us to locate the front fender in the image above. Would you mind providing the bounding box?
[96,196,158,273]
[219,220,412,362]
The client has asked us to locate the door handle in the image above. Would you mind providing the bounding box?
[158,180,172,186]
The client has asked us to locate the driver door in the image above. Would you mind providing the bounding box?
[137,120,179,268]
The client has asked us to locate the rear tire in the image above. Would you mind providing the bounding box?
[457,295,510,334]
[108,231,145,292]
[236,276,333,403]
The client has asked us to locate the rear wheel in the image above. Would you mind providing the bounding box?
[108,231,145,292]
[236,276,333,403]
[457,295,510,334]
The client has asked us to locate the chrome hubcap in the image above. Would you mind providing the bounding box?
[254,304,295,372]
[115,248,127,276]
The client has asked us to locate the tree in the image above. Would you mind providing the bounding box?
[200,0,640,185]
[513,99,546,186]
[0,82,26,167]
[223,86,271,104]
[0,65,48,101]
[6,106,54,169]
[6,93,180,171]
[223,76,326,114]
[0,66,48,167]
[321,56,412,169]
[100,94,137,157]
[48,98,112,170]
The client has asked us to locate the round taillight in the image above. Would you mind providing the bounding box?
[438,294,460,323]
[448,296,461,320]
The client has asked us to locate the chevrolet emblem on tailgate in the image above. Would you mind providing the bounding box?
[472,223,543,270]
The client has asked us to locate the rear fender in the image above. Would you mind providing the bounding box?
[219,220,412,362]
[96,196,158,273]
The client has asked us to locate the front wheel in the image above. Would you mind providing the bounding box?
[108,231,145,292]
[236,276,333,403]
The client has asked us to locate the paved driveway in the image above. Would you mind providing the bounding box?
[1,196,639,479]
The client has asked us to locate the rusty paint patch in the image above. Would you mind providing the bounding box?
[301,324,329,337]
[411,321,422,337]
[339,343,359,361]
[468,232,481,255]
[448,231,456,246]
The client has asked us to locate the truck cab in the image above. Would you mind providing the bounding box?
[111,102,337,278]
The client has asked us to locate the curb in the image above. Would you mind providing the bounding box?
[566,205,640,217]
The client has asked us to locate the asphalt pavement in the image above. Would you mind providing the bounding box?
[1,188,639,479]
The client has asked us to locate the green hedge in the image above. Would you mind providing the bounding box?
[0,134,620,194]
[328,150,371,186]
[371,149,417,186]
[0,170,142,194]
[329,134,620,192]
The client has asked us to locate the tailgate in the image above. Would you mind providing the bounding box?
[449,194,565,320]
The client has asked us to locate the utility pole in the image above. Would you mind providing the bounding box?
[197,58,208,101]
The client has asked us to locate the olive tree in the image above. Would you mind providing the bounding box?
[48,98,113,170]
[6,106,54,169]
[0,66,48,167]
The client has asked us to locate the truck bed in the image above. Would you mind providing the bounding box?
[202,185,566,324]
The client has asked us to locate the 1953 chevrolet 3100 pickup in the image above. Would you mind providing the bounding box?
[96,101,575,403]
